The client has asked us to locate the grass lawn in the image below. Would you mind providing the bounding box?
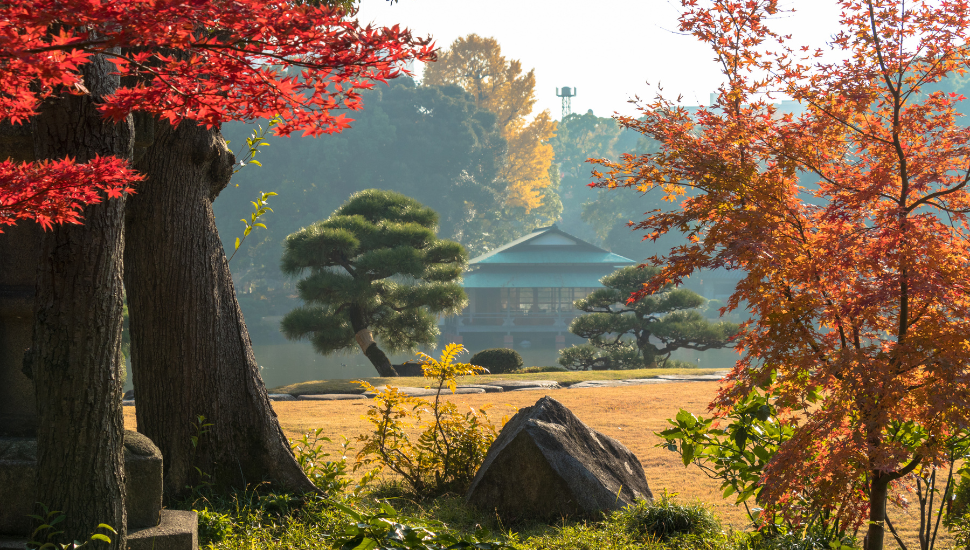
[124,380,947,549]
[268,367,725,395]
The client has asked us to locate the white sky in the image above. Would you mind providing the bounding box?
[356,0,845,120]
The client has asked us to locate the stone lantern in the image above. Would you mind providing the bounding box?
[0,122,197,550]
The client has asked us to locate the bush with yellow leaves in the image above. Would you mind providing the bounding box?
[355,343,507,497]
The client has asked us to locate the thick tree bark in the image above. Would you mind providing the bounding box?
[124,119,316,500]
[349,305,398,377]
[27,52,131,550]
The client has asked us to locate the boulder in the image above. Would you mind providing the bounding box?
[465,396,652,520]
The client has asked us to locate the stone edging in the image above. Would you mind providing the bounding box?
[120,372,729,404]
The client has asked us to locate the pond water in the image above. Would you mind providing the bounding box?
[252,342,419,389]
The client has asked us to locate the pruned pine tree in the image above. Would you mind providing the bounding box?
[281,190,468,377]
[559,265,737,370]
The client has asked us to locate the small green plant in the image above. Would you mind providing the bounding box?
[469,348,523,374]
[616,492,721,543]
[27,504,116,550]
[186,414,215,504]
[290,429,378,497]
[196,508,233,545]
[227,191,277,264]
[228,114,280,175]
[736,525,857,550]
[356,343,506,497]
[951,512,970,550]
[657,386,863,548]
[329,500,511,550]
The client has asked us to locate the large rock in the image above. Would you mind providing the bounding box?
[465,396,652,520]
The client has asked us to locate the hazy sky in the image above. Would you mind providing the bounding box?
[356,0,845,120]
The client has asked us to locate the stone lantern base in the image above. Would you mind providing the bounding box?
[0,431,197,550]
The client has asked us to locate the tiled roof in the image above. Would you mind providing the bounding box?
[468,224,634,266]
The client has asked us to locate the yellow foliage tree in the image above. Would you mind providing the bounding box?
[422,34,535,129]
[502,113,556,210]
[424,34,557,214]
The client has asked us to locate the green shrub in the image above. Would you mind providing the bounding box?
[516,365,567,373]
[951,512,970,550]
[736,525,857,550]
[356,344,503,497]
[291,429,377,497]
[615,493,721,542]
[470,348,523,374]
[950,469,970,520]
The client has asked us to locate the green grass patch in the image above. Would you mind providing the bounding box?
[269,367,725,395]
[186,485,747,550]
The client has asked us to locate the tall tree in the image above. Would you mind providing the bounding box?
[280,190,467,377]
[421,34,535,129]
[559,265,737,370]
[25,51,132,550]
[593,1,970,548]
[423,34,560,243]
[2,0,433,523]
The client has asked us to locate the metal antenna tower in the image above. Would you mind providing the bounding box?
[556,86,576,119]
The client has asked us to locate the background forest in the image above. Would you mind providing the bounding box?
[213,83,667,384]
[213,41,970,388]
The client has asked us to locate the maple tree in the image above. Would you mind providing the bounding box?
[424,34,558,213]
[592,1,970,549]
[1,1,433,545]
[0,156,139,229]
[1,0,433,226]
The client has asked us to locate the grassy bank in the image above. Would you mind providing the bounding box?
[269,367,725,395]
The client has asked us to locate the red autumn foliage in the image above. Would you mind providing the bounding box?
[593,0,970,547]
[0,0,434,229]
[0,156,141,229]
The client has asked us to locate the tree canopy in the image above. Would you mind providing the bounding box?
[593,0,970,547]
[0,0,432,229]
[424,34,559,215]
[559,265,737,370]
[280,190,467,377]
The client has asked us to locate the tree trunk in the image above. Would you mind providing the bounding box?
[28,52,131,550]
[124,119,317,500]
[349,305,399,377]
[866,473,889,550]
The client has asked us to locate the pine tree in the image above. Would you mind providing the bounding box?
[559,265,737,370]
[280,190,467,377]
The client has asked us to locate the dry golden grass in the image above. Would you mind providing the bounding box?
[123,382,946,549]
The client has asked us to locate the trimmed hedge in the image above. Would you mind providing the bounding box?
[469,348,523,374]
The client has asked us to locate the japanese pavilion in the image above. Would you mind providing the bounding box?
[440,225,634,352]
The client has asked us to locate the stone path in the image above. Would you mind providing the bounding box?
[272,371,728,401]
